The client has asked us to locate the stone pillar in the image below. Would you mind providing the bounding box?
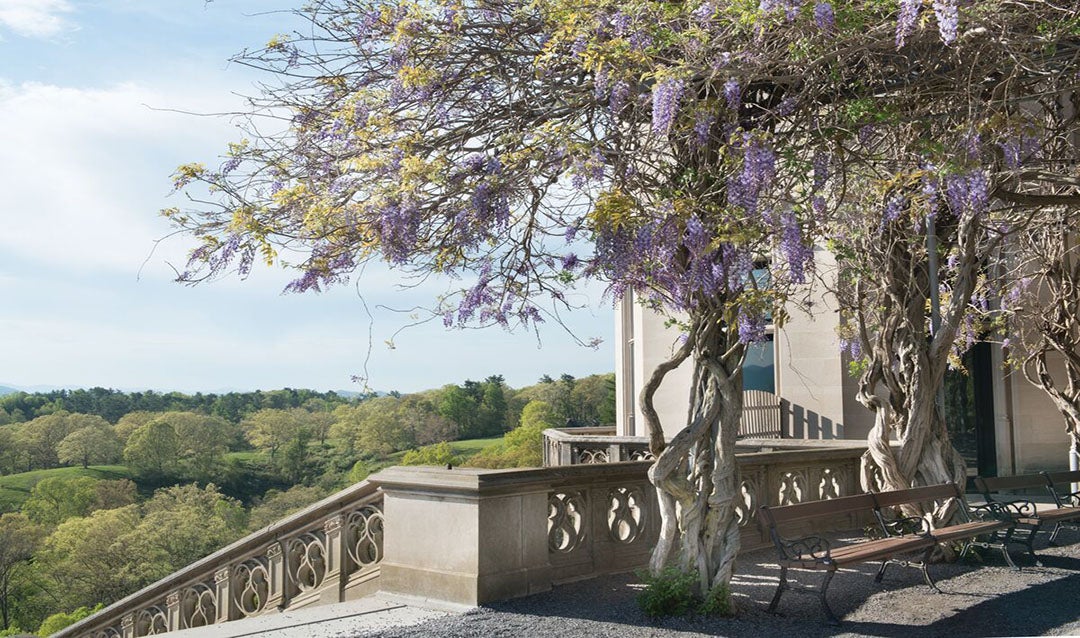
[265,543,287,611]
[214,567,236,623]
[369,466,553,607]
[319,515,346,605]
[166,591,182,631]
[120,613,135,638]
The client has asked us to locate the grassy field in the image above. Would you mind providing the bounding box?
[0,465,134,512]
[447,436,503,456]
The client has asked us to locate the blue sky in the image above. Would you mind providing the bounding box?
[0,0,614,394]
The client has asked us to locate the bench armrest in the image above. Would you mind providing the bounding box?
[879,515,932,538]
[990,498,1039,518]
[774,534,833,564]
[969,501,1014,522]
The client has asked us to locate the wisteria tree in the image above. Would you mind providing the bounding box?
[825,1,1080,511]
[167,0,1079,596]
[1005,216,1080,474]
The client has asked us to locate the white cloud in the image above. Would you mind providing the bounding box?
[0,79,250,275]
[0,0,74,38]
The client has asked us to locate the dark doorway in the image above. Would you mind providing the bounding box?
[944,342,998,478]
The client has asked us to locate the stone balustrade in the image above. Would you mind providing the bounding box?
[56,441,867,637]
[55,481,385,638]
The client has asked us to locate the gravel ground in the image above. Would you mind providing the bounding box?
[353,534,1080,638]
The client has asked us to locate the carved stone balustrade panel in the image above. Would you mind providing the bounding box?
[232,557,272,617]
[177,583,216,629]
[133,605,168,637]
[286,531,328,596]
[607,486,645,544]
[346,505,384,573]
[547,491,587,554]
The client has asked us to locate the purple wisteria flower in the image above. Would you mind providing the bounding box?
[840,337,862,359]
[883,194,906,225]
[945,169,990,217]
[728,135,777,215]
[571,36,588,57]
[779,209,813,284]
[609,80,631,114]
[723,78,741,110]
[611,11,632,35]
[896,0,920,48]
[693,111,715,148]
[737,309,767,343]
[814,2,835,31]
[933,0,958,44]
[652,78,686,135]
[998,132,1040,169]
[812,150,830,190]
[693,1,715,24]
[629,31,653,51]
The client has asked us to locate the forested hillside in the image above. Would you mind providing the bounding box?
[0,373,614,636]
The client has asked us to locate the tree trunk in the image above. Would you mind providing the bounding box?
[642,313,744,597]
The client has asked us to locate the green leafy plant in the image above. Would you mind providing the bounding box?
[636,568,698,618]
[699,582,734,617]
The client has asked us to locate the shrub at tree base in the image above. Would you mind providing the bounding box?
[637,569,733,618]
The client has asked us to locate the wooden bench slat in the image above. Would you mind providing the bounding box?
[976,474,1048,492]
[1044,470,1080,486]
[872,484,959,508]
[760,493,875,524]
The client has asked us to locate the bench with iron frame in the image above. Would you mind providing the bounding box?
[759,493,936,625]
[975,470,1080,565]
[869,483,1017,571]
[759,485,1014,624]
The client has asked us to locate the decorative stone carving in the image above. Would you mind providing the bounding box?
[91,628,122,638]
[817,466,846,500]
[577,448,609,464]
[179,583,217,629]
[607,486,645,543]
[214,568,231,584]
[628,449,655,461]
[232,558,271,617]
[777,470,808,505]
[347,505,384,570]
[266,543,283,558]
[287,532,327,593]
[547,491,586,553]
[134,606,168,636]
[734,478,757,526]
[323,515,343,533]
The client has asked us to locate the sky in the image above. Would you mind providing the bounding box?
[0,0,615,394]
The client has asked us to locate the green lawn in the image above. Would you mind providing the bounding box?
[0,465,133,512]
[447,436,503,456]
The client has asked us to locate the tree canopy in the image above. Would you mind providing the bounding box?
[166,0,1080,598]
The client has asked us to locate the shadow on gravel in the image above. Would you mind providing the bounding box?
[835,572,1080,638]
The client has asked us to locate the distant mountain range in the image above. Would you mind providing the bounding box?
[0,384,374,398]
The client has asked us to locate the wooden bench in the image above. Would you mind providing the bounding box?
[869,483,1017,570]
[759,484,1013,624]
[975,470,1080,564]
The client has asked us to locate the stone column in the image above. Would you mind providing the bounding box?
[265,543,287,611]
[319,515,346,605]
[214,567,236,623]
[166,591,182,631]
[369,466,553,607]
[120,613,135,638]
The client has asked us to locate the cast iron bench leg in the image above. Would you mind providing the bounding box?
[874,560,888,583]
[919,546,940,593]
[767,564,788,614]
[1049,522,1064,546]
[1023,524,1043,567]
[819,569,840,626]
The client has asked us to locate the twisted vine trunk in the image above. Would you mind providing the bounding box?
[642,310,744,596]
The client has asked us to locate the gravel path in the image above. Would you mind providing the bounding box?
[353,535,1080,638]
